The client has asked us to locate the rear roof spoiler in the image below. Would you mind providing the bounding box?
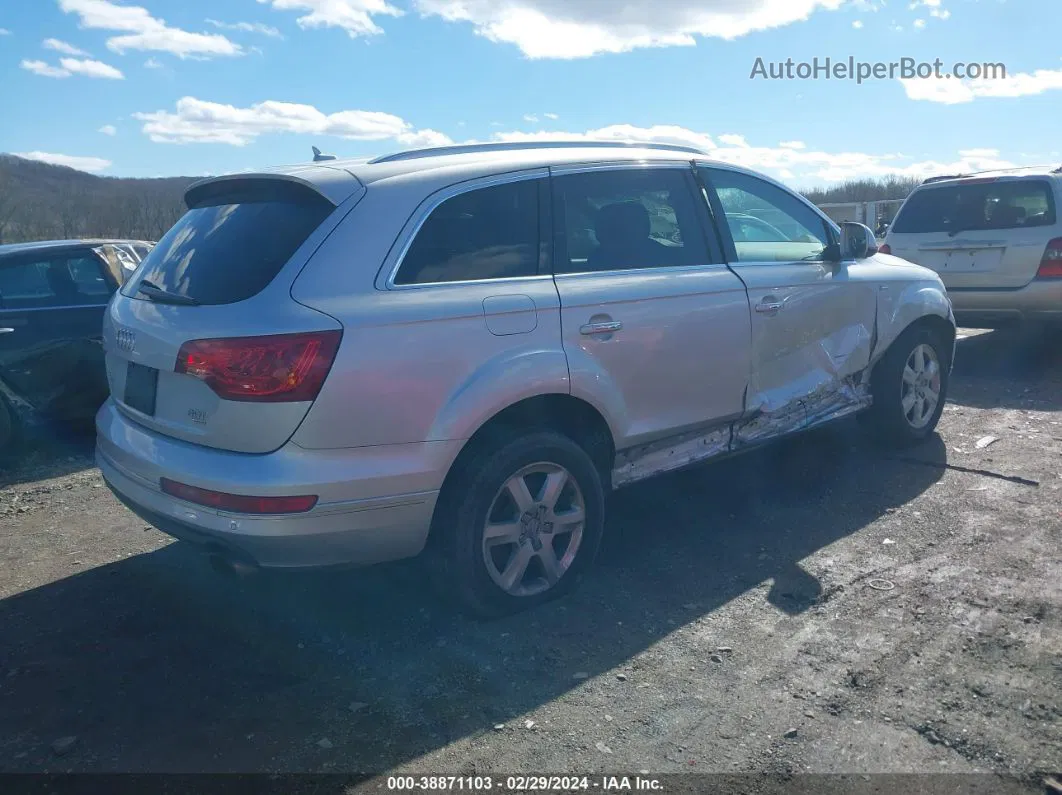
[184,167,363,209]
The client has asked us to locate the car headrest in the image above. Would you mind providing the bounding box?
[595,201,651,247]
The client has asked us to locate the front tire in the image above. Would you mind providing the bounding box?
[866,324,950,445]
[432,430,606,618]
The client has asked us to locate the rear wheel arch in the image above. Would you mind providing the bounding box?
[427,394,615,551]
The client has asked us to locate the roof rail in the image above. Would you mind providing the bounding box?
[922,164,1061,185]
[368,140,707,165]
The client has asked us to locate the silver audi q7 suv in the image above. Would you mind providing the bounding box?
[97,141,956,616]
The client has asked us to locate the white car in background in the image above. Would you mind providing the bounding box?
[882,166,1062,328]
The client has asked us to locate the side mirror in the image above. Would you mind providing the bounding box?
[839,222,878,261]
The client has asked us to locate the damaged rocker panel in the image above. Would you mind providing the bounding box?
[611,374,872,489]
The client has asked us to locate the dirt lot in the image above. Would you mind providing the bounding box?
[0,328,1059,790]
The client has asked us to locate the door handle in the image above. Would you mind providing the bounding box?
[0,328,14,335]
[580,320,623,335]
[755,301,784,314]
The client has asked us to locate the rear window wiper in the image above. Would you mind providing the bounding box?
[137,279,199,306]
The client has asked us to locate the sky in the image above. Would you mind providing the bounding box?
[0,0,1059,188]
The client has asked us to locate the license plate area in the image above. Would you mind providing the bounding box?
[124,361,158,416]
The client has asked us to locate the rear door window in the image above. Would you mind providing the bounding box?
[0,252,113,310]
[892,179,1057,234]
[552,167,714,274]
[131,184,334,305]
[394,179,542,285]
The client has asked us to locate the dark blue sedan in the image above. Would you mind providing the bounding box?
[0,239,153,452]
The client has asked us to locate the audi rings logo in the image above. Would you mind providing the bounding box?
[116,328,136,353]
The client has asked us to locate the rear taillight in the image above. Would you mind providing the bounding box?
[176,330,341,403]
[160,478,318,514]
[878,243,892,256]
[1036,238,1062,279]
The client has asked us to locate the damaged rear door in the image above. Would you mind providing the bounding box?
[698,165,877,445]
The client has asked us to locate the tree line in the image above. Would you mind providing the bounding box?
[0,155,195,245]
[801,175,922,205]
[0,153,923,246]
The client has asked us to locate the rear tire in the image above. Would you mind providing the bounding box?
[865,324,950,446]
[431,430,606,618]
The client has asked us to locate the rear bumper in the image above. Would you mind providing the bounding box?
[96,399,460,569]
[950,279,1062,324]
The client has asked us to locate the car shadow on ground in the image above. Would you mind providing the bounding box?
[0,424,947,774]
[0,417,96,488]
[949,327,1062,411]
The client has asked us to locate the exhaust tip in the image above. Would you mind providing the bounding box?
[209,552,258,579]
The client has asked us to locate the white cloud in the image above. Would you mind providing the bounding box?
[59,0,243,59]
[257,0,402,38]
[133,96,453,147]
[902,66,1062,104]
[544,112,559,120]
[99,124,117,135]
[22,55,124,79]
[913,18,925,28]
[60,56,124,78]
[43,37,89,55]
[414,0,847,59]
[207,19,283,38]
[909,0,950,17]
[21,59,72,78]
[523,113,539,123]
[852,19,863,28]
[13,151,112,173]
[144,57,163,68]
[485,123,1019,185]
[718,133,750,147]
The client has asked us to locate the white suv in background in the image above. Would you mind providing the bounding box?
[883,166,1062,327]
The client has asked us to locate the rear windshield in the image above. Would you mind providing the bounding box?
[892,179,1056,234]
[130,186,333,305]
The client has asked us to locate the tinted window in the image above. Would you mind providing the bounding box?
[133,190,333,305]
[0,253,112,310]
[892,179,1057,234]
[704,168,830,263]
[553,168,711,274]
[395,180,541,285]
[67,256,113,297]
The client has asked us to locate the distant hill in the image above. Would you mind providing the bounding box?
[0,155,198,245]
[0,154,923,247]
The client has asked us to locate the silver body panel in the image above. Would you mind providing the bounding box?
[97,144,955,570]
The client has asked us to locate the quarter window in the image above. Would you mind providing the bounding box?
[552,168,713,274]
[394,179,541,285]
[703,168,831,263]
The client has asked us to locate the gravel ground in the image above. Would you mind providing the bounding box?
[0,327,1059,791]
